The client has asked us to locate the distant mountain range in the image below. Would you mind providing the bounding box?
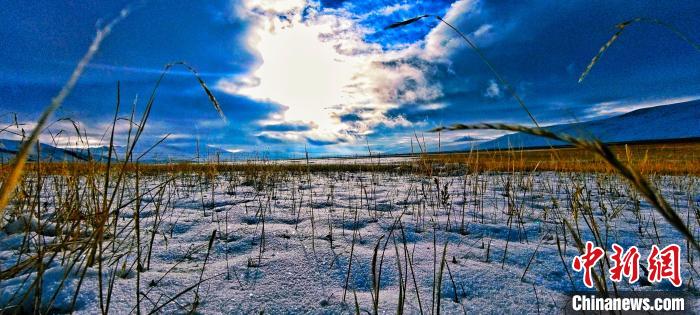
[1,100,698,162]
[0,139,89,162]
[477,99,700,149]
[0,140,232,163]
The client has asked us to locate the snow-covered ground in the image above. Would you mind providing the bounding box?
[1,170,699,314]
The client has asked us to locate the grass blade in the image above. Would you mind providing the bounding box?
[433,123,700,253]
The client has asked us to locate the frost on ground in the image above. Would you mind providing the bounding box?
[1,170,699,314]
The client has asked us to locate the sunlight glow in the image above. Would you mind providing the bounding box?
[237,15,362,132]
[219,0,437,148]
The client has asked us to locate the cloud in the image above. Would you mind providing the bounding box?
[483,79,501,98]
[471,24,492,38]
[259,121,316,132]
[0,116,153,150]
[422,0,479,59]
[206,144,243,154]
[256,133,286,144]
[5,0,700,158]
[378,3,412,16]
[306,136,345,146]
[220,0,443,148]
[196,119,229,129]
[255,131,305,144]
[337,113,362,122]
[319,0,347,9]
[418,103,446,111]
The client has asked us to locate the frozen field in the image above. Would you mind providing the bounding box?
[1,169,699,314]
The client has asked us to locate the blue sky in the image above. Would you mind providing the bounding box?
[1,0,699,159]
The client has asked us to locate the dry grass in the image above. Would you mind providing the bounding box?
[3,139,698,178]
[433,123,700,252]
[0,161,412,177]
[1,157,697,313]
[1,10,699,313]
[421,140,700,175]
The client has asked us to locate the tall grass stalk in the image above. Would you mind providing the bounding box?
[578,17,700,83]
[385,15,540,127]
[433,123,700,253]
[0,8,129,223]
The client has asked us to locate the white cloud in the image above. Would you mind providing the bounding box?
[484,79,501,98]
[0,117,189,151]
[221,0,444,148]
[1,119,109,149]
[472,24,492,38]
[235,0,307,16]
[161,133,194,140]
[418,103,447,111]
[196,118,229,129]
[256,131,305,143]
[423,0,479,60]
[207,144,243,154]
[378,3,412,16]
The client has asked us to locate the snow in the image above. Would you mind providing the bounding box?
[480,100,700,149]
[1,171,699,313]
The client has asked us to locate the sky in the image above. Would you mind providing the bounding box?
[1,0,699,159]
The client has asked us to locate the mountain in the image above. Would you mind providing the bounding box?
[478,100,700,149]
[0,139,89,162]
[0,139,241,163]
[2,100,698,162]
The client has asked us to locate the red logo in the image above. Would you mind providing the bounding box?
[572,242,682,288]
[647,244,682,287]
[572,241,605,288]
[609,244,640,284]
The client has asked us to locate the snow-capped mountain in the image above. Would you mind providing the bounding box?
[2,100,698,161]
[478,100,700,149]
[0,139,243,163]
[0,139,89,162]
